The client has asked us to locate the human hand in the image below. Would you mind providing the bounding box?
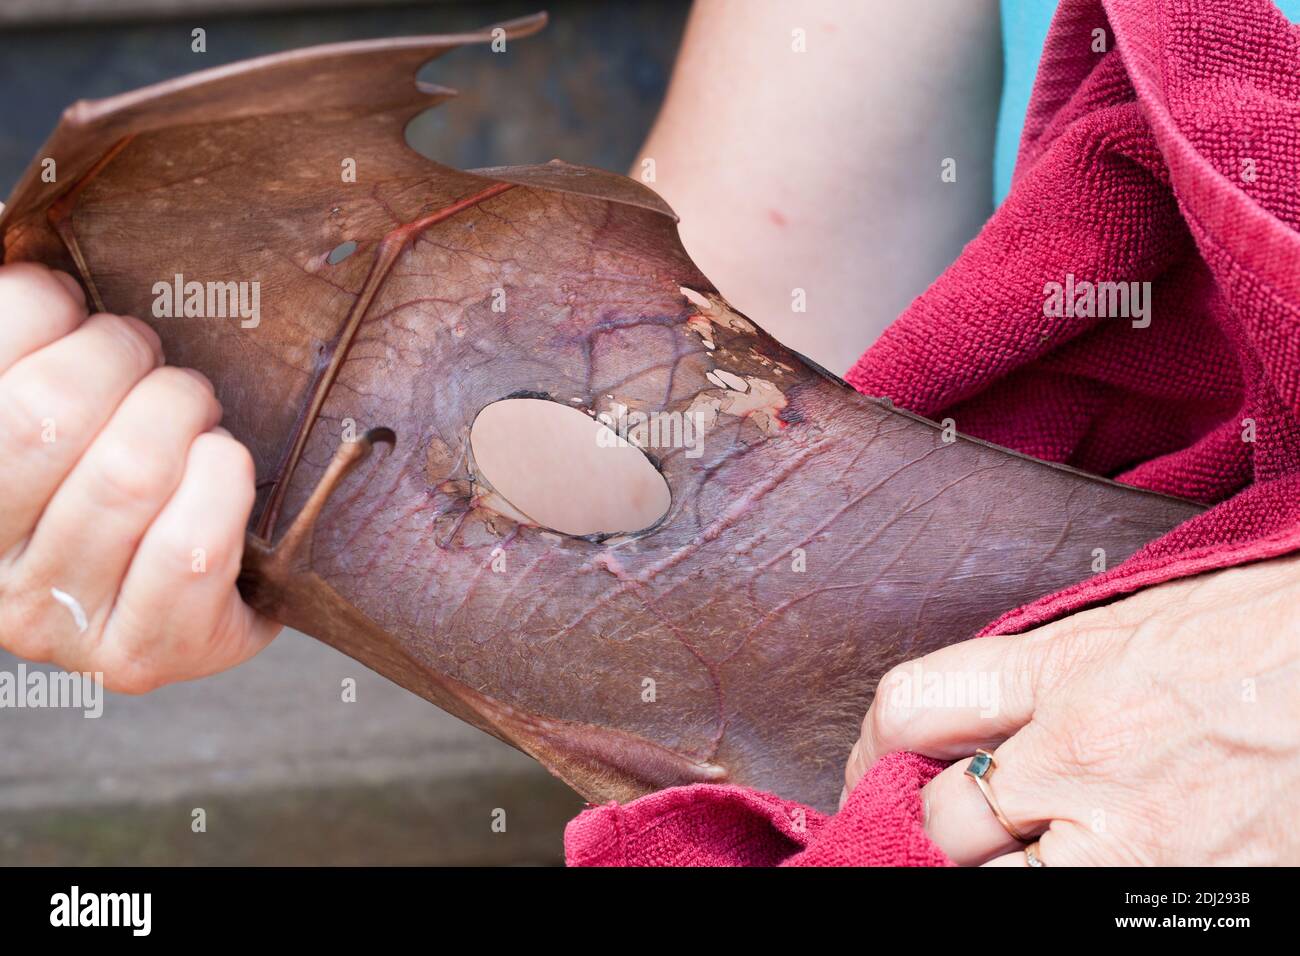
[843,556,1300,864]
[0,262,280,692]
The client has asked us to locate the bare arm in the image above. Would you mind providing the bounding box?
[636,0,1002,373]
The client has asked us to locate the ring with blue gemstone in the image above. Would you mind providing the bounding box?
[964,748,1030,843]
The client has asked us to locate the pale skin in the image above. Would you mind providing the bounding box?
[636,0,1002,374]
[843,558,1300,865]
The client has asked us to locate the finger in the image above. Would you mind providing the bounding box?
[844,635,1032,799]
[8,366,220,662]
[983,822,1104,867]
[982,849,1029,867]
[102,430,279,691]
[0,313,163,551]
[917,722,1060,865]
[919,754,1030,865]
[0,263,89,374]
[841,740,864,809]
[857,618,1116,769]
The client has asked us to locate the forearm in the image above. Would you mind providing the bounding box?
[636,0,1002,373]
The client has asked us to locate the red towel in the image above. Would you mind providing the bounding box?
[564,0,1300,866]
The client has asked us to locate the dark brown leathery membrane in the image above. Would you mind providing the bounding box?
[0,16,1202,811]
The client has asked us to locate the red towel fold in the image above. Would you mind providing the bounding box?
[565,0,1300,866]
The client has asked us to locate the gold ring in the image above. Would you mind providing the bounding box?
[1025,842,1044,867]
[964,749,1030,843]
